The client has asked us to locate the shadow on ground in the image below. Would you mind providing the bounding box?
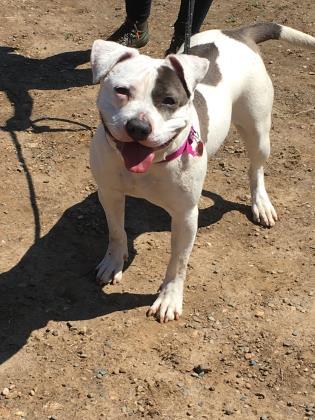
[0,47,93,243]
[0,191,251,364]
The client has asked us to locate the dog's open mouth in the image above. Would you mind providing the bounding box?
[115,139,172,173]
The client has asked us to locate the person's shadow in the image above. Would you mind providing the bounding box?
[0,46,92,131]
[0,46,94,243]
[0,190,251,365]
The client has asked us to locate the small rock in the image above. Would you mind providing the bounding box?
[249,360,257,366]
[96,368,107,378]
[209,386,216,391]
[255,309,265,318]
[29,389,35,396]
[1,387,10,396]
[15,412,26,418]
[223,406,235,415]
[193,365,210,376]
[283,340,293,347]
[79,326,89,335]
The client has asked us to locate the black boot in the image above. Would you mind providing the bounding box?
[107,19,149,49]
[164,33,185,56]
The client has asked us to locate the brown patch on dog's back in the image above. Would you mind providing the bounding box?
[223,22,282,52]
[193,89,209,143]
[189,43,222,86]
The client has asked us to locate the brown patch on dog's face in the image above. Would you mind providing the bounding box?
[222,22,282,52]
[189,43,222,86]
[151,66,190,119]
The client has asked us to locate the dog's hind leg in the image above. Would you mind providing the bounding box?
[232,68,278,227]
[96,189,128,285]
[236,118,278,227]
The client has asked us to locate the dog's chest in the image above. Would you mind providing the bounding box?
[118,154,207,210]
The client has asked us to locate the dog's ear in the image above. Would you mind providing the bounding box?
[165,54,209,96]
[91,40,140,83]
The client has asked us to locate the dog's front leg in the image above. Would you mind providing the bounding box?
[96,189,128,285]
[147,205,199,322]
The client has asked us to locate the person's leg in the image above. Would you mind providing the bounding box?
[125,0,152,24]
[107,0,151,48]
[166,0,213,55]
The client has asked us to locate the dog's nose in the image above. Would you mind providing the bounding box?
[125,118,152,142]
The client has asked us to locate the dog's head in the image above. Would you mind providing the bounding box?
[91,40,209,173]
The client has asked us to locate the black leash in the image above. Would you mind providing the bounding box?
[184,0,195,54]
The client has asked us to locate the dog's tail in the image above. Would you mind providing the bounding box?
[227,22,315,50]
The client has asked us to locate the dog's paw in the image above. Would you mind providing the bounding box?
[96,246,127,286]
[252,193,278,227]
[147,282,183,323]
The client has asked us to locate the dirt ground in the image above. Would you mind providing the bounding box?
[0,0,314,419]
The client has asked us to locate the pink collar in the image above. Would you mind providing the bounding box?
[157,127,203,163]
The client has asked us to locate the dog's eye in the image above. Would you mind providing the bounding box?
[114,87,130,96]
[162,96,176,106]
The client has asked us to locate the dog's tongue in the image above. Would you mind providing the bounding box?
[120,142,155,173]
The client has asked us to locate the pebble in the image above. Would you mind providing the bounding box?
[1,387,10,396]
[255,309,265,318]
[260,416,268,420]
[283,340,293,347]
[96,368,107,378]
[223,406,235,415]
[15,412,26,417]
[249,360,257,366]
[193,365,211,376]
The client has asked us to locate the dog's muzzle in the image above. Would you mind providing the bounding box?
[125,118,152,142]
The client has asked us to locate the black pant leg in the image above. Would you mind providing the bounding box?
[174,0,213,36]
[125,0,152,23]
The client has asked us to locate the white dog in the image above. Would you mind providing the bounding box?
[90,22,314,322]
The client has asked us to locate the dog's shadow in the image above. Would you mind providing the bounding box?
[0,191,250,364]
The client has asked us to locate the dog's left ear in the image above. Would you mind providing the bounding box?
[165,54,209,97]
[91,40,140,83]
[166,54,210,96]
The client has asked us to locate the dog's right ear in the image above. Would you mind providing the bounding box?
[91,40,140,83]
